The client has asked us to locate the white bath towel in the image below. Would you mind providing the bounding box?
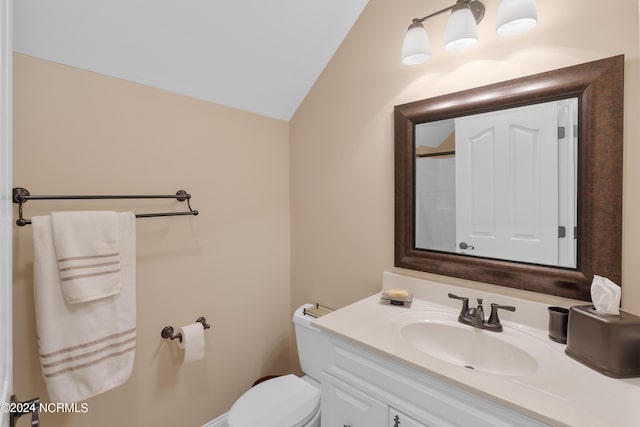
[51,211,121,304]
[32,212,136,403]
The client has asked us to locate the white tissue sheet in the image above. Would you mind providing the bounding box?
[591,275,621,315]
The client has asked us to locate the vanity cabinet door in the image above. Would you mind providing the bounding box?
[388,408,430,427]
[321,372,387,427]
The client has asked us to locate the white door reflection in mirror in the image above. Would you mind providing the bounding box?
[456,101,559,265]
[415,98,578,268]
[1,0,12,424]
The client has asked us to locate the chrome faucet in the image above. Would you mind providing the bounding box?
[448,293,516,332]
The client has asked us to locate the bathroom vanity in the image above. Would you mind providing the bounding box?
[312,272,640,427]
[319,333,544,427]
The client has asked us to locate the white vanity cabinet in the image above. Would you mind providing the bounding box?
[319,334,547,427]
[321,372,387,427]
[388,408,429,427]
[321,372,427,427]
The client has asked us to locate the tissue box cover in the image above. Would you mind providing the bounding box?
[565,305,640,378]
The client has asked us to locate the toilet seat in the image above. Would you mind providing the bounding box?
[227,374,321,427]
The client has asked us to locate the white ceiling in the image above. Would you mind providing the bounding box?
[13,0,370,121]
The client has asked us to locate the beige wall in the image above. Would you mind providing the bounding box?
[12,53,291,426]
[291,0,640,316]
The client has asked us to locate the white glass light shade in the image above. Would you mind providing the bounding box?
[402,23,431,65]
[496,0,537,36]
[444,7,479,52]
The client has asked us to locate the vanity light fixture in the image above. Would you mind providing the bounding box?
[401,0,537,65]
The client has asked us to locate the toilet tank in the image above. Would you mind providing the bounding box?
[293,304,331,381]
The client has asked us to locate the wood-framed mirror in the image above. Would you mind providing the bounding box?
[394,55,624,300]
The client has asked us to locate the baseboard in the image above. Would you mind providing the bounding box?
[201,412,227,427]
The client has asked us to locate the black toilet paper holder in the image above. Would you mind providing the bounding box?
[161,317,210,343]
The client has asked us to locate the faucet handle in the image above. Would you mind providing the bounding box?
[448,293,468,303]
[448,293,470,323]
[487,303,516,332]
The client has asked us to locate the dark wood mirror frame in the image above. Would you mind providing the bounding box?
[394,55,624,300]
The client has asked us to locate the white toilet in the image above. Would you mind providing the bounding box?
[226,304,326,427]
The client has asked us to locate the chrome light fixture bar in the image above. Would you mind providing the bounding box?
[402,0,537,65]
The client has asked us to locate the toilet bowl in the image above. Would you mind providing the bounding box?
[226,304,327,427]
[227,374,320,427]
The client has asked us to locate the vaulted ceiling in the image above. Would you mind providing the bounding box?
[13,0,370,121]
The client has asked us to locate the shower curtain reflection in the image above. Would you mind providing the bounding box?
[415,155,456,252]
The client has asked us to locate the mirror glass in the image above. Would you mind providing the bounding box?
[394,56,623,300]
[414,97,578,268]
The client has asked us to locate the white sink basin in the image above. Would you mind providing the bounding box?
[390,311,541,377]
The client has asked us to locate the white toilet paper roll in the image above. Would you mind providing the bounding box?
[178,322,205,363]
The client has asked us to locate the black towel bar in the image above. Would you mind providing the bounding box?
[12,187,199,226]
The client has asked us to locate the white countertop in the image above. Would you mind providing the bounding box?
[312,272,640,427]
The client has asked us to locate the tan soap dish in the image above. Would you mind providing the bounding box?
[381,289,413,306]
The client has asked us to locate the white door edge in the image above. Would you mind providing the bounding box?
[0,0,13,426]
